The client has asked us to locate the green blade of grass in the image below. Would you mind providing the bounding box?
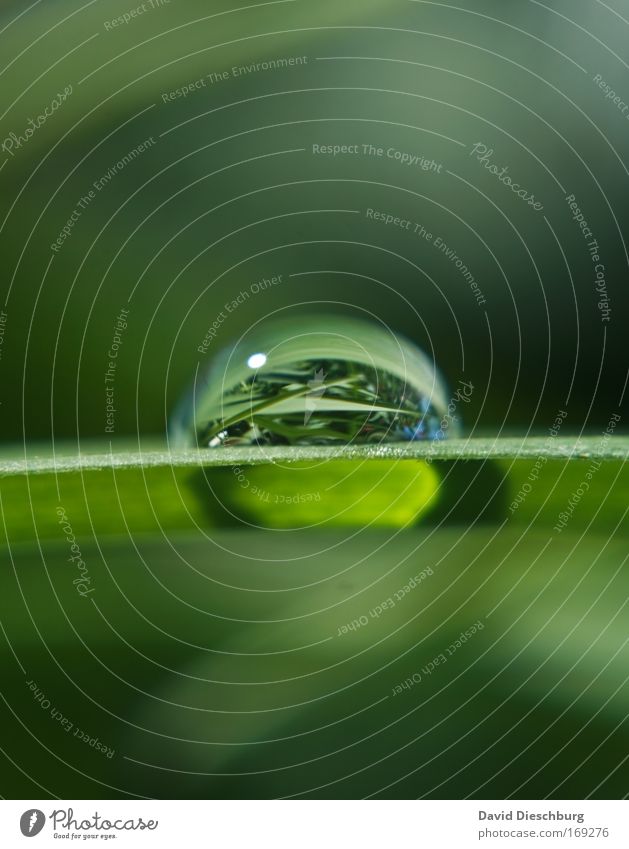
[0,436,627,478]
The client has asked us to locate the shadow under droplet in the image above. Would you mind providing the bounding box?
[422,459,509,525]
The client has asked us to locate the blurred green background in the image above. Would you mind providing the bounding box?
[0,0,628,801]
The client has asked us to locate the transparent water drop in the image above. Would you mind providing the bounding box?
[170,315,460,448]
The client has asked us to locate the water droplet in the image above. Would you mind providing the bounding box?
[170,315,460,448]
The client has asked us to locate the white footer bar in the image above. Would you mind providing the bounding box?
[1,800,627,848]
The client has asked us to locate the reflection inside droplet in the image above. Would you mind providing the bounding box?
[170,315,460,448]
